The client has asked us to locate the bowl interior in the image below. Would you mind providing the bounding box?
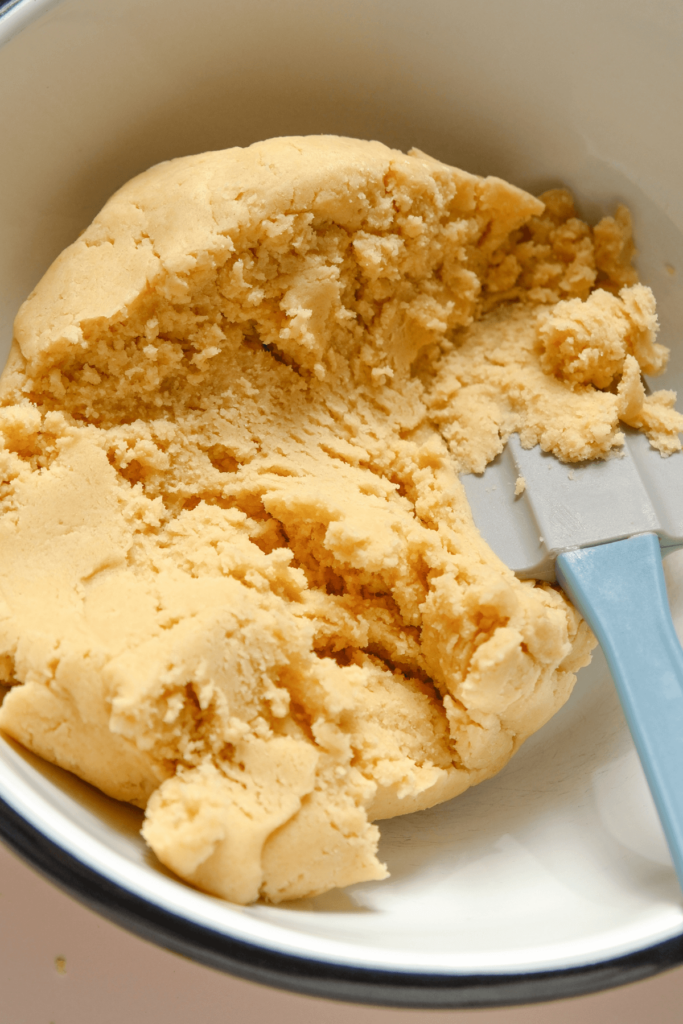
[1,0,682,977]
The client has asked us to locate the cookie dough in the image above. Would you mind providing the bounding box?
[0,137,678,904]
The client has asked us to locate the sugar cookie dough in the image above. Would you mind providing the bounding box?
[0,137,679,904]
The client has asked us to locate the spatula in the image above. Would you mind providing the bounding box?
[461,428,683,891]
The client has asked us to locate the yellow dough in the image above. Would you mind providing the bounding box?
[0,136,679,904]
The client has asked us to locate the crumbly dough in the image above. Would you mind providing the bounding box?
[0,136,679,904]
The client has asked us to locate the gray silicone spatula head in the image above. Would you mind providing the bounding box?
[462,427,683,896]
[460,430,683,582]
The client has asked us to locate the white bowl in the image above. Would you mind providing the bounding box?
[1,0,682,1008]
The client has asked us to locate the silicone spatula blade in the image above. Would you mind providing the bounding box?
[461,432,683,891]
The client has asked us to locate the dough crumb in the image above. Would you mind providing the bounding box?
[539,284,665,387]
[514,475,526,496]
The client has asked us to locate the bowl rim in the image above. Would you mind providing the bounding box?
[1,0,683,1007]
[2,793,682,1009]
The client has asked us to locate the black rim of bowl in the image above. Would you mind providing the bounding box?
[1,794,682,1009]
[1,0,683,1009]
[0,0,27,22]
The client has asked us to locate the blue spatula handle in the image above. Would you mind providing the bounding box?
[556,533,683,890]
